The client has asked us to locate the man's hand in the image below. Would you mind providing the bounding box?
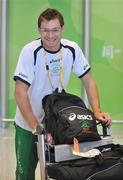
[45,133,54,144]
[94,111,112,127]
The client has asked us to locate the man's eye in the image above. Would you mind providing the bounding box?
[44,29,48,32]
[52,29,59,32]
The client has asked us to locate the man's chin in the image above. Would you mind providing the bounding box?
[44,42,60,51]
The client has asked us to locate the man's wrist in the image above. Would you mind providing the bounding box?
[93,107,101,114]
[32,124,45,135]
[32,128,38,135]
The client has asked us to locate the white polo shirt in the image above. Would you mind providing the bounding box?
[14,38,90,131]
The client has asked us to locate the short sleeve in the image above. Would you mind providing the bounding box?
[14,45,35,86]
[72,44,90,78]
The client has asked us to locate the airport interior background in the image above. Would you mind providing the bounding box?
[0,0,123,179]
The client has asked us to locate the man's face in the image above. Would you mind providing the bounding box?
[39,18,64,51]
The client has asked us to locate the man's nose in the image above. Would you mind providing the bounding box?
[47,31,54,38]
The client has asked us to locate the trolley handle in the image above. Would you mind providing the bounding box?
[36,124,45,135]
[96,121,110,137]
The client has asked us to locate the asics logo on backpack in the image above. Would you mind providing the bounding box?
[69,113,76,121]
[69,113,93,121]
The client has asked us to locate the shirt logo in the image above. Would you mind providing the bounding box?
[50,59,60,76]
[50,59,60,63]
[83,64,88,70]
[19,72,28,78]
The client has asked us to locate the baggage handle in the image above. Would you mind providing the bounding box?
[37,125,47,180]
[96,121,110,137]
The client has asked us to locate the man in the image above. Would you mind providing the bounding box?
[14,8,111,180]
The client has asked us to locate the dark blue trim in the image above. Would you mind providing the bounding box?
[13,76,31,86]
[34,42,75,65]
[78,68,91,78]
[34,45,42,65]
[61,44,75,62]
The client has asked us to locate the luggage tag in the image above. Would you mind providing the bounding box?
[73,137,101,158]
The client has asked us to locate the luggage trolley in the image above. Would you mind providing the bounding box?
[37,123,113,180]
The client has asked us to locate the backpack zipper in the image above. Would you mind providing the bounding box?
[59,106,87,112]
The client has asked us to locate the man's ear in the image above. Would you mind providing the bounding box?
[61,25,64,32]
[38,28,41,33]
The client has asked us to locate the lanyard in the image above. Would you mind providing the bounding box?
[43,48,64,92]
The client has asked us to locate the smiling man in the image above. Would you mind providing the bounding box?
[14,8,111,180]
[39,20,64,51]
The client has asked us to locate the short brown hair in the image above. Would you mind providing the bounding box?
[38,8,64,28]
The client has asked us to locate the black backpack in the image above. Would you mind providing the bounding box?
[42,89,101,145]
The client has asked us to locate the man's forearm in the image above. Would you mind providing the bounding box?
[82,73,101,113]
[87,80,101,113]
[14,81,37,129]
[16,94,37,129]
